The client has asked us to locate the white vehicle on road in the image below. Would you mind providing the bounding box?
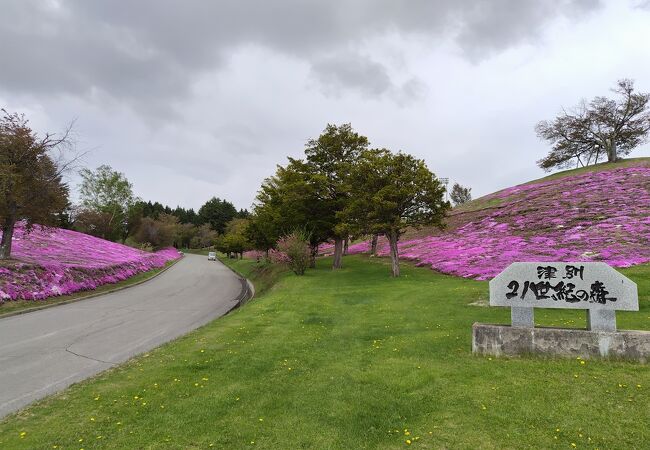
[208,251,217,261]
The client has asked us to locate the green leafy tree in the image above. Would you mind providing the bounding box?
[198,197,237,234]
[304,123,369,269]
[0,109,71,259]
[177,223,198,248]
[216,218,251,259]
[450,183,472,206]
[245,211,278,259]
[536,79,650,171]
[342,149,450,277]
[78,165,135,241]
[254,158,334,268]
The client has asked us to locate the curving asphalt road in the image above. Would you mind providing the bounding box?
[0,254,244,418]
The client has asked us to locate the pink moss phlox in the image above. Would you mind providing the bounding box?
[347,166,650,280]
[0,225,181,302]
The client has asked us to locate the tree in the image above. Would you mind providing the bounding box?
[78,165,135,241]
[245,212,278,259]
[177,223,198,248]
[198,197,237,234]
[216,218,251,259]
[253,158,334,268]
[0,109,72,259]
[191,224,218,249]
[132,213,179,249]
[304,123,369,269]
[536,79,650,171]
[342,149,450,277]
[450,183,472,206]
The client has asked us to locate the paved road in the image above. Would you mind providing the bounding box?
[0,254,244,418]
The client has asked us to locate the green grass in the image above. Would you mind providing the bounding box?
[0,259,179,316]
[0,256,648,449]
[531,156,650,184]
[219,255,287,298]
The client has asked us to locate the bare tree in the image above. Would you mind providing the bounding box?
[0,109,77,259]
[536,79,650,171]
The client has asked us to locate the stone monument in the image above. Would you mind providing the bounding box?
[472,262,650,361]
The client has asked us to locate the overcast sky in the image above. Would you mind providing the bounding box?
[1,0,649,210]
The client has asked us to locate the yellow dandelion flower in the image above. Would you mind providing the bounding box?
[20,431,26,438]
[405,439,412,445]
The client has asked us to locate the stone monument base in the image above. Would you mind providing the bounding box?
[472,323,650,362]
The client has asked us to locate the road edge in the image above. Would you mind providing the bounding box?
[0,256,184,320]
[218,260,255,315]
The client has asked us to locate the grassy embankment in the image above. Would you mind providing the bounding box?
[0,256,648,449]
[0,259,179,317]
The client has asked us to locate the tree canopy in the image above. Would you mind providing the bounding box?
[536,79,650,171]
[198,197,238,234]
[252,158,334,266]
[78,165,135,241]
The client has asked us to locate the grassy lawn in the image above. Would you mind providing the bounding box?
[0,256,648,449]
[0,259,179,317]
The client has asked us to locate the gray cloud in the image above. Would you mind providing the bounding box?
[311,53,393,97]
[4,0,645,214]
[0,0,602,109]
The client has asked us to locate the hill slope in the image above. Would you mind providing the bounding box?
[349,158,650,279]
[0,224,180,301]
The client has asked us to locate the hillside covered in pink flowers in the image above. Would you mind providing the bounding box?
[0,225,181,302]
[347,158,650,280]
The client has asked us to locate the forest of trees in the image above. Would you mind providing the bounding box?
[69,165,248,252]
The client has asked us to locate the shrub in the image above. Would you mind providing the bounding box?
[276,230,310,275]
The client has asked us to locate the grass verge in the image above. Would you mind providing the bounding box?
[218,255,287,298]
[0,256,647,449]
[0,259,179,317]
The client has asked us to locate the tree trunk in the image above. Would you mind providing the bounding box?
[388,230,400,277]
[370,234,378,256]
[607,140,618,163]
[0,215,17,260]
[343,237,349,256]
[332,238,343,269]
[309,244,318,269]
